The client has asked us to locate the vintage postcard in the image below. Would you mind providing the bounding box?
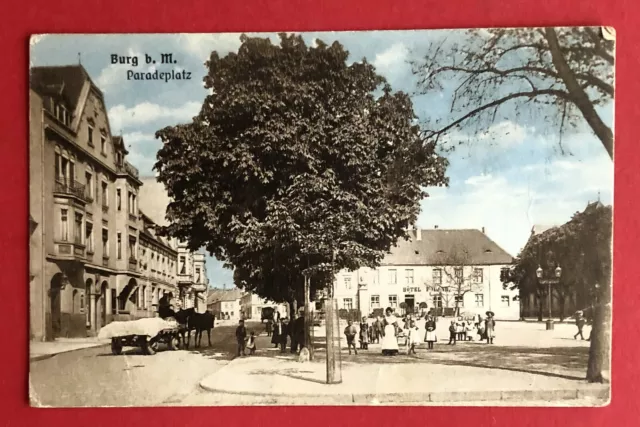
[29,28,613,407]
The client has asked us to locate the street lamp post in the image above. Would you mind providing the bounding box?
[536,265,562,331]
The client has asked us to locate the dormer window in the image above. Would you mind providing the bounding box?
[54,103,70,126]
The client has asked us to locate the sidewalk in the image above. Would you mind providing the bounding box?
[30,337,110,361]
[199,356,609,405]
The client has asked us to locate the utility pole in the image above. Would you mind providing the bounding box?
[325,248,342,384]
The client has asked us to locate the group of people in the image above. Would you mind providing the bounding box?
[235,319,257,357]
[343,308,498,356]
[266,312,307,354]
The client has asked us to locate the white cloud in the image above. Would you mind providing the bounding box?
[373,43,409,77]
[108,101,200,131]
[96,48,143,94]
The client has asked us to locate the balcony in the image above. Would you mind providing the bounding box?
[54,179,89,203]
[117,162,140,179]
[54,241,86,261]
[128,256,138,271]
[128,212,138,223]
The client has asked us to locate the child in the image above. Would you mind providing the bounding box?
[246,331,256,355]
[448,321,457,345]
[344,320,358,355]
[461,322,467,342]
[465,321,474,341]
[425,324,437,349]
[359,317,369,350]
[408,320,420,355]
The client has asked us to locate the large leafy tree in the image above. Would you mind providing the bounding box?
[412,27,614,159]
[503,202,612,382]
[154,34,448,308]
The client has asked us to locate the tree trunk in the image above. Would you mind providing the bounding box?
[304,275,313,360]
[544,28,614,160]
[586,303,610,382]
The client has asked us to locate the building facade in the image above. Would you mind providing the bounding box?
[30,65,150,340]
[29,65,208,341]
[207,289,243,320]
[332,228,520,320]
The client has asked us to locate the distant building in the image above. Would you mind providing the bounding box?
[332,227,520,320]
[207,288,243,320]
[240,293,289,321]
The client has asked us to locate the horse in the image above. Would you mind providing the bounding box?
[174,308,215,349]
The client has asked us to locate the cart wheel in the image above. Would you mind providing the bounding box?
[144,339,159,355]
[167,336,179,351]
[111,339,123,355]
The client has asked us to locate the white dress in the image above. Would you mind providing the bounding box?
[381,315,399,351]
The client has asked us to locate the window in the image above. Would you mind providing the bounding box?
[344,277,352,290]
[405,269,414,284]
[141,286,146,309]
[117,189,122,211]
[85,222,94,253]
[74,213,83,244]
[343,298,353,310]
[195,267,201,283]
[388,269,397,284]
[389,295,398,308]
[433,295,442,308]
[129,236,136,260]
[432,269,442,286]
[111,289,117,314]
[475,294,484,308]
[101,181,108,206]
[55,152,61,179]
[80,292,84,309]
[60,209,69,241]
[85,171,94,200]
[117,232,122,259]
[88,126,94,147]
[102,228,109,256]
[101,135,107,154]
[454,295,464,307]
[179,256,186,274]
[501,296,510,307]
[454,267,464,285]
[370,295,380,309]
[473,268,484,284]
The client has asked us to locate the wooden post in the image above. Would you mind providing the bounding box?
[325,248,342,384]
[304,274,313,360]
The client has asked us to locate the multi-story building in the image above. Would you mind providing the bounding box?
[138,177,208,313]
[332,228,520,320]
[29,65,151,340]
[206,289,243,320]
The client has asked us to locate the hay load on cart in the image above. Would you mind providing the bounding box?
[98,317,182,355]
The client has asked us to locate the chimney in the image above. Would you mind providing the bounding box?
[482,227,485,234]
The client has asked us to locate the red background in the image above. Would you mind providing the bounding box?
[1,0,637,425]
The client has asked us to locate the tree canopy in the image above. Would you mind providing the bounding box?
[412,27,614,159]
[154,33,448,304]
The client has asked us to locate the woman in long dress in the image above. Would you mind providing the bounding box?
[381,308,400,356]
[485,311,496,344]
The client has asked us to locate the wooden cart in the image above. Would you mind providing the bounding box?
[110,327,181,356]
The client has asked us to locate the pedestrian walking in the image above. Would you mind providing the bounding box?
[359,317,369,350]
[381,308,400,356]
[294,310,306,353]
[265,318,273,337]
[344,320,358,355]
[485,311,496,344]
[246,331,256,355]
[448,320,457,345]
[235,319,247,357]
[574,310,586,340]
[272,318,282,348]
[279,318,290,353]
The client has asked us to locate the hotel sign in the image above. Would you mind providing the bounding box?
[403,287,422,293]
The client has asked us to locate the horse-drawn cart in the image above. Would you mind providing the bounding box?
[98,318,183,356]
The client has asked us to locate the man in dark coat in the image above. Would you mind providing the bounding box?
[235,319,247,357]
[294,311,306,353]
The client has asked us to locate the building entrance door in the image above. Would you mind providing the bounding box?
[404,295,415,314]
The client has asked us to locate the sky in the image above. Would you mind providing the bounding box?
[30,30,614,289]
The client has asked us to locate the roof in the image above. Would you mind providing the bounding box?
[30,65,101,111]
[139,209,175,252]
[112,136,129,155]
[207,288,243,304]
[381,229,513,266]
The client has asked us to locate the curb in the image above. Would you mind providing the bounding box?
[199,378,609,404]
[29,343,110,362]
